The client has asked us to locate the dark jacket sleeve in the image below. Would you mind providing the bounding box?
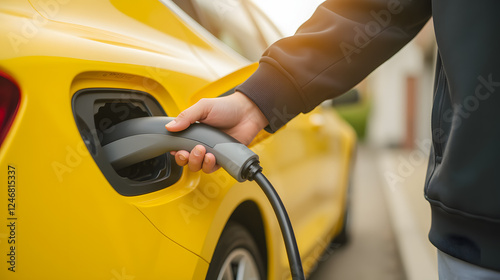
[236,0,431,132]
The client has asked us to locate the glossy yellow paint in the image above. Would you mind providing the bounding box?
[0,0,356,279]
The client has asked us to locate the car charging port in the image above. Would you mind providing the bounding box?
[72,88,182,196]
[93,101,168,181]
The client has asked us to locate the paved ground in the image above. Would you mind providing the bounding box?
[308,144,438,280]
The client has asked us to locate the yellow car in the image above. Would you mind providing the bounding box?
[0,0,356,279]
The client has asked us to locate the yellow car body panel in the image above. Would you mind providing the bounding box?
[0,0,356,279]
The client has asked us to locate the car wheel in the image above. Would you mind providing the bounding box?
[206,222,266,280]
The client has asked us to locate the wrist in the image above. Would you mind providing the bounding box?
[234,91,269,130]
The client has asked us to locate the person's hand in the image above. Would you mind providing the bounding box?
[165,91,268,173]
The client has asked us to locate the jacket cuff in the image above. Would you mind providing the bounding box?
[236,61,305,133]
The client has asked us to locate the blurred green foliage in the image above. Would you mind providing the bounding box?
[335,99,371,141]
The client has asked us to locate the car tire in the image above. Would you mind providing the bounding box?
[206,221,266,280]
[332,204,350,246]
[332,180,352,247]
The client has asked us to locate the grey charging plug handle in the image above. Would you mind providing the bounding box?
[101,117,259,182]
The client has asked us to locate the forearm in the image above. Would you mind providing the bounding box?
[237,0,432,132]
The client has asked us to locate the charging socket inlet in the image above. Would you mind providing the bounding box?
[72,88,182,196]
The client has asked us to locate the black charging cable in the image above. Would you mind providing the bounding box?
[244,161,306,280]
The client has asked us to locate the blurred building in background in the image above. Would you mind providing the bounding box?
[367,21,436,149]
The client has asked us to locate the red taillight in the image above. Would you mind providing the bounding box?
[0,72,21,147]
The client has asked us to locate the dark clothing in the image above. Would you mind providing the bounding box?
[237,0,500,271]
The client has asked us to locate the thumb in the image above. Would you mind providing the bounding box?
[165,118,188,132]
[165,100,211,132]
